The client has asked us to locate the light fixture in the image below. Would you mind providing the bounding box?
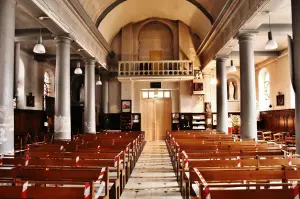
[210,69,217,85]
[74,61,82,74]
[38,16,50,20]
[265,12,278,50]
[229,60,237,72]
[33,29,46,54]
[96,67,102,86]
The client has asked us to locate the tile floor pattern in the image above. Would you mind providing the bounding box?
[121,141,183,199]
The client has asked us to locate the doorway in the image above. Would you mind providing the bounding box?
[141,90,172,141]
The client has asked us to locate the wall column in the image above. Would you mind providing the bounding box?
[292,0,300,153]
[216,57,228,134]
[102,79,109,114]
[14,41,20,104]
[54,36,72,140]
[84,58,96,133]
[0,0,16,154]
[238,33,257,139]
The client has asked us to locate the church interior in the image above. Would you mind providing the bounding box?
[0,0,299,198]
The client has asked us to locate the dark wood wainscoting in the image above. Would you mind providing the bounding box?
[260,109,295,132]
[14,109,45,142]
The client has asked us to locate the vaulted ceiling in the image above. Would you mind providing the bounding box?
[78,0,229,44]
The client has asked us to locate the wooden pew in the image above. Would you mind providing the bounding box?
[0,167,110,199]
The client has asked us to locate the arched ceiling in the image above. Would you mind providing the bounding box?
[78,0,228,44]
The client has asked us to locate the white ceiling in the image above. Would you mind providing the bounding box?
[212,0,292,70]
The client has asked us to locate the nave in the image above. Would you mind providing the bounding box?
[121,141,181,199]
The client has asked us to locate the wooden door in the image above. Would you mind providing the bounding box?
[150,50,162,61]
[155,99,172,140]
[141,99,156,141]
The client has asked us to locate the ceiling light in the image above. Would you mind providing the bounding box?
[210,76,217,85]
[74,61,82,75]
[229,60,237,72]
[33,29,46,54]
[96,76,102,86]
[265,31,278,50]
[38,16,50,20]
[265,13,278,50]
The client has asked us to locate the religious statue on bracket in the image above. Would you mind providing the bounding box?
[228,81,235,100]
[79,84,84,103]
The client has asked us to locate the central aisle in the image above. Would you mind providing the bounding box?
[121,141,182,199]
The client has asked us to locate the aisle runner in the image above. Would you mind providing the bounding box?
[121,141,182,199]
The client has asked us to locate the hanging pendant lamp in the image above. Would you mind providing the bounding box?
[229,60,237,73]
[96,76,102,86]
[96,67,102,85]
[33,29,46,54]
[210,69,217,85]
[74,61,82,74]
[265,13,278,50]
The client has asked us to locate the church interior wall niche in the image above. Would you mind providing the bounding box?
[227,78,238,101]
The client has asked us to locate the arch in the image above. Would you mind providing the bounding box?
[137,21,174,61]
[98,0,213,44]
[95,0,127,27]
[258,68,270,111]
[95,0,214,28]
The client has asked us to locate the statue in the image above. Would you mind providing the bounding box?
[228,81,235,100]
[79,84,84,102]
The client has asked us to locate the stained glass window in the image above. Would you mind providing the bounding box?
[44,72,51,110]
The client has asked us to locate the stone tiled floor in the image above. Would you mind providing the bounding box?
[121,141,182,199]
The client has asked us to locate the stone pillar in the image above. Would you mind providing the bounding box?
[0,0,16,154]
[238,33,257,139]
[216,57,228,134]
[102,79,109,114]
[14,42,20,100]
[84,58,96,133]
[54,36,72,140]
[292,0,300,153]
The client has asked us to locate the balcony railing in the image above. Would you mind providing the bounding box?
[118,60,193,77]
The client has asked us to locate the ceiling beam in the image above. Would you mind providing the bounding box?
[34,54,82,62]
[15,28,54,41]
[230,51,280,57]
[257,24,292,32]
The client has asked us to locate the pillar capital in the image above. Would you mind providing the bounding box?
[83,57,96,65]
[215,56,228,62]
[54,36,72,45]
[238,32,256,42]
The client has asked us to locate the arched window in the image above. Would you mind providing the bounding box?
[44,72,51,110]
[259,68,270,111]
[264,73,270,103]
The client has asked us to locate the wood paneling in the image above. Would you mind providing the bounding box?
[260,109,295,132]
[14,109,45,142]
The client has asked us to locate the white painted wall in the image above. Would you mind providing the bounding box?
[108,78,121,113]
[17,50,55,110]
[255,55,294,111]
[119,76,239,114]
